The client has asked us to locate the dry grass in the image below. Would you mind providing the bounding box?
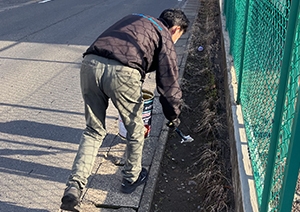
[182,0,234,211]
[191,145,232,212]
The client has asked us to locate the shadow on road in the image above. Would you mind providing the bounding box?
[0,200,49,212]
[0,120,81,144]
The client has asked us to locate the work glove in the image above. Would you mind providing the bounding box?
[166,118,181,129]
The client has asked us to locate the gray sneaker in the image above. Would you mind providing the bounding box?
[60,181,82,212]
[121,168,148,194]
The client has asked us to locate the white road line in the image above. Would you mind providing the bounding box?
[0,0,40,13]
[39,0,52,3]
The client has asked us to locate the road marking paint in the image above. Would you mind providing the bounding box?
[39,0,52,3]
[0,0,41,13]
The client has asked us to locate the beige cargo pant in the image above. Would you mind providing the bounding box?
[68,54,145,188]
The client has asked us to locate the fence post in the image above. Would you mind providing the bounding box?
[225,0,234,53]
[236,0,250,104]
[260,1,300,211]
[278,88,300,212]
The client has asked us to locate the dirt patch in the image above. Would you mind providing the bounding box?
[150,0,235,211]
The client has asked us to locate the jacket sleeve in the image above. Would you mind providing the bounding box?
[156,39,182,121]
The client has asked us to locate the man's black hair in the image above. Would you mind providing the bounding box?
[158,9,190,34]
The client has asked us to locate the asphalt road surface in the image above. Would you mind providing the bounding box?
[0,0,186,211]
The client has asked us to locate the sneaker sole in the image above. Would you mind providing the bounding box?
[60,195,80,212]
[60,203,80,212]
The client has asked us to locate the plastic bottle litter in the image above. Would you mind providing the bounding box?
[197,46,204,52]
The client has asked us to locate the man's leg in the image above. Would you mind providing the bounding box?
[102,62,147,192]
[61,55,108,210]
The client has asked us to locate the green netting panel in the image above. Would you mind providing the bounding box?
[224,0,247,79]
[269,15,300,211]
[240,0,289,205]
[224,0,300,210]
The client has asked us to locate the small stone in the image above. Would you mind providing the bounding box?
[188,180,197,186]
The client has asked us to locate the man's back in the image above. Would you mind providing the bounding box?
[83,14,177,79]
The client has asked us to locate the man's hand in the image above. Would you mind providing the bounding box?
[166,118,181,128]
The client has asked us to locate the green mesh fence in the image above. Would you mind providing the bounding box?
[241,0,288,204]
[224,0,247,79]
[223,0,300,211]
